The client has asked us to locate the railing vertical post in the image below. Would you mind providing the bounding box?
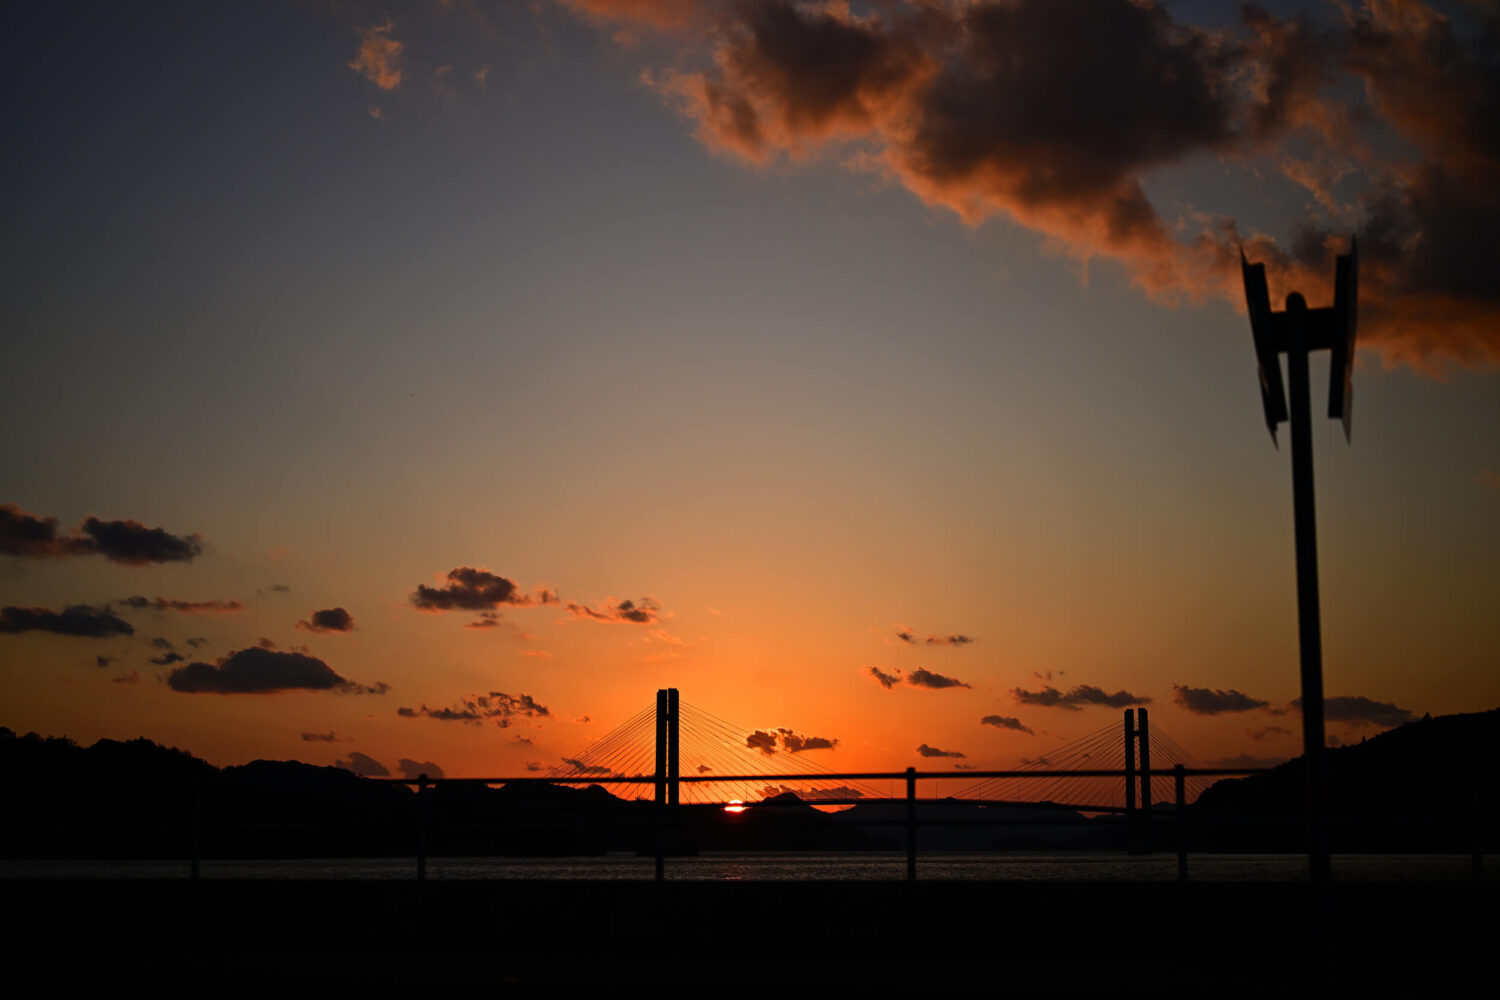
[1473,790,1484,885]
[190,779,202,881]
[416,774,429,882]
[1124,710,1137,852]
[905,767,917,882]
[1138,707,1153,855]
[654,804,665,883]
[1175,764,1187,882]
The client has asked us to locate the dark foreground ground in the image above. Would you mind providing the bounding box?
[8,878,1490,995]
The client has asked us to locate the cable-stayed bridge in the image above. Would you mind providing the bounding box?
[546,688,1221,814]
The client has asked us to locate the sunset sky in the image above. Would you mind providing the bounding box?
[3,0,1497,788]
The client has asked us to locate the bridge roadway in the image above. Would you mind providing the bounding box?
[8,876,1490,993]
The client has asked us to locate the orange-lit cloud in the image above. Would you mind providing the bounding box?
[564,596,661,624]
[559,0,705,30]
[572,0,1500,369]
[349,20,404,91]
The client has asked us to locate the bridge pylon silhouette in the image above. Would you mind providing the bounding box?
[654,687,679,807]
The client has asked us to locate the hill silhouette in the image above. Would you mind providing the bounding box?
[1189,708,1500,851]
[4,709,1496,858]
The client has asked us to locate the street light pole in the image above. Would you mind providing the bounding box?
[1284,293,1330,893]
[1241,241,1357,922]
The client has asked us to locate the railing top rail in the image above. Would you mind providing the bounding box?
[8,767,1273,787]
[368,767,1272,785]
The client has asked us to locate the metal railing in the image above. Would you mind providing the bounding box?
[374,764,1261,882]
[10,764,1490,884]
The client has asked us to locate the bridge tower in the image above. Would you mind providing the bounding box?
[1124,708,1153,854]
[654,688,680,806]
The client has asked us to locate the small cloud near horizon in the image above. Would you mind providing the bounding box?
[1013,684,1150,711]
[296,607,356,633]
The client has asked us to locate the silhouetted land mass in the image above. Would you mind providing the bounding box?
[3,708,1496,858]
[1189,708,1500,851]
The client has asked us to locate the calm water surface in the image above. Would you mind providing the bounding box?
[2,852,1488,882]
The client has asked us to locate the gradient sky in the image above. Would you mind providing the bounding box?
[2,0,1497,787]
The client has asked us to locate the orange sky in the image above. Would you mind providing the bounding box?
[3,1,1497,789]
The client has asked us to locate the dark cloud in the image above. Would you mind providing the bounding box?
[1294,695,1414,728]
[745,728,839,755]
[149,651,184,666]
[925,634,975,647]
[589,0,1500,368]
[1207,753,1288,769]
[118,596,243,614]
[465,612,503,630]
[94,654,116,668]
[0,503,89,557]
[758,784,864,801]
[564,597,661,625]
[917,743,965,758]
[397,758,445,780]
[0,605,134,638]
[255,637,277,649]
[896,627,975,646]
[1247,725,1292,741]
[410,567,557,612]
[512,735,534,746]
[186,637,209,648]
[980,715,1034,735]
[560,758,611,775]
[165,647,388,695]
[335,751,390,777]
[906,668,971,690]
[697,764,712,774]
[1172,683,1270,715]
[296,607,356,633]
[1,506,203,563]
[149,637,173,649]
[398,691,550,728]
[300,732,343,742]
[526,761,546,772]
[868,666,972,690]
[261,584,291,595]
[79,517,201,565]
[1012,684,1150,710]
